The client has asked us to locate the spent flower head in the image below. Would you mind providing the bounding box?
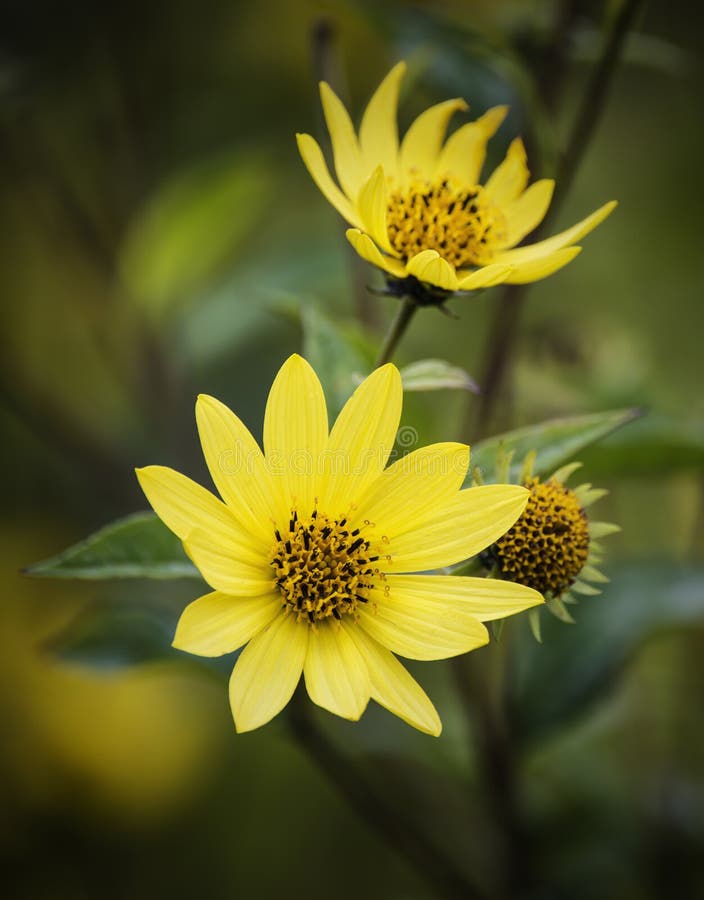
[477,449,618,641]
[297,62,616,302]
[137,355,542,734]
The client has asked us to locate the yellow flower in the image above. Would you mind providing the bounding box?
[478,450,618,639]
[297,62,616,295]
[136,355,541,735]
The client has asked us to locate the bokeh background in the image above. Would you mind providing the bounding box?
[2,1,703,898]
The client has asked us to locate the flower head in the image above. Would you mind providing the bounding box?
[297,62,616,298]
[478,450,618,639]
[137,355,541,734]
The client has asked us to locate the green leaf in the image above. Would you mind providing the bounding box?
[119,151,273,317]
[399,359,479,393]
[510,563,704,746]
[301,305,373,417]
[578,416,704,477]
[468,408,642,485]
[26,512,200,580]
[46,600,179,668]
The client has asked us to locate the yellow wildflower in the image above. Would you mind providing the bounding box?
[137,355,541,734]
[297,62,616,295]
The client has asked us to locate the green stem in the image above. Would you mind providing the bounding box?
[288,691,483,900]
[375,296,418,366]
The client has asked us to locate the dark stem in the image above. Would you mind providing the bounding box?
[468,0,645,440]
[452,639,531,900]
[375,296,418,366]
[288,692,483,900]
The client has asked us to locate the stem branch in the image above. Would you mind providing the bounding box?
[288,693,482,900]
[375,296,417,366]
[468,0,645,440]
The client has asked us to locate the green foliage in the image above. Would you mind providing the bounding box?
[301,305,373,417]
[510,564,704,746]
[119,151,273,317]
[26,513,200,580]
[468,407,641,485]
[399,359,479,393]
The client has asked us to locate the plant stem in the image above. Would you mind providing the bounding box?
[288,691,483,900]
[468,0,645,440]
[375,296,418,366]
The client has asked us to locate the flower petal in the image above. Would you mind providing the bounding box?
[457,263,513,291]
[183,527,274,596]
[229,613,308,733]
[354,442,469,535]
[357,585,489,660]
[503,247,581,284]
[492,201,617,265]
[346,228,407,278]
[384,575,543,621]
[345,624,441,735]
[173,590,281,657]
[379,484,529,572]
[263,354,328,520]
[296,133,363,227]
[304,621,370,720]
[359,61,405,181]
[319,82,366,199]
[195,393,282,539]
[356,166,395,254]
[484,137,530,206]
[135,465,262,555]
[499,179,555,248]
[406,250,459,291]
[399,99,468,182]
[318,364,403,513]
[434,105,508,186]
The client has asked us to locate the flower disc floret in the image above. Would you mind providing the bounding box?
[387,180,507,268]
[272,510,379,623]
[492,477,589,596]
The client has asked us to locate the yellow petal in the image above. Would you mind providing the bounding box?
[356,166,395,254]
[503,246,581,284]
[346,228,407,278]
[195,393,281,540]
[406,250,459,291]
[173,590,281,657]
[354,442,469,535]
[319,82,366,199]
[345,623,441,735]
[385,575,543,621]
[434,105,508,186]
[499,179,555,248]
[135,465,263,554]
[183,527,274,596]
[379,484,529,572]
[399,98,468,181]
[296,133,363,227]
[457,263,512,291]
[318,364,403,513]
[229,613,308,733]
[304,621,370,720]
[263,354,328,520]
[359,61,406,181]
[484,137,530,206]
[357,585,489,660]
[492,200,617,265]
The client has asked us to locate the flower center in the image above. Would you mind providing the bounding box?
[386,179,506,268]
[271,510,379,624]
[491,477,590,596]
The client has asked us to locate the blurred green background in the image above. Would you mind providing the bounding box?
[2,1,703,898]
